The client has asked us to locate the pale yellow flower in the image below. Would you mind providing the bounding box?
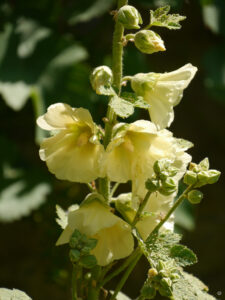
[37,103,104,183]
[56,200,134,266]
[131,64,197,129]
[104,120,192,185]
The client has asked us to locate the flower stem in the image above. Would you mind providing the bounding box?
[101,247,140,287]
[131,191,151,227]
[146,185,193,242]
[99,0,127,201]
[109,251,142,300]
[72,265,78,300]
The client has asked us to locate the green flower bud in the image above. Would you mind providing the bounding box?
[80,254,97,269]
[90,65,113,95]
[196,170,221,187]
[145,178,160,192]
[81,238,98,254]
[183,170,198,185]
[148,268,158,278]
[159,177,177,196]
[141,284,156,299]
[69,249,80,263]
[161,277,172,288]
[117,5,142,29]
[188,190,203,204]
[153,159,178,180]
[134,30,166,54]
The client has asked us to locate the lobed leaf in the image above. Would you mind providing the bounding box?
[109,95,134,118]
[150,6,186,30]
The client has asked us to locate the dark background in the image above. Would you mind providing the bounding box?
[0,0,224,299]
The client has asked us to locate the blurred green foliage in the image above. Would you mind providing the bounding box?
[0,0,224,299]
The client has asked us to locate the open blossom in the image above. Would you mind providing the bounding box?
[56,199,134,266]
[37,103,104,183]
[104,120,192,185]
[131,64,197,129]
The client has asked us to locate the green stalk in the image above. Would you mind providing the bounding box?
[109,251,142,300]
[108,185,193,298]
[99,0,127,201]
[72,265,78,300]
[101,248,140,287]
[131,191,151,227]
[146,185,193,242]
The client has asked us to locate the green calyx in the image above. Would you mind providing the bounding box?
[117,5,143,29]
[134,30,165,54]
[187,190,203,204]
[184,158,220,188]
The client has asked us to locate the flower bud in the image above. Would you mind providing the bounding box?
[117,5,142,29]
[159,178,177,196]
[183,170,198,185]
[153,159,178,180]
[196,170,221,187]
[90,66,113,95]
[148,268,158,278]
[145,178,160,192]
[141,284,156,299]
[134,30,166,54]
[188,189,203,204]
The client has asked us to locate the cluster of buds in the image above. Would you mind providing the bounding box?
[141,261,180,299]
[145,159,179,196]
[69,229,98,269]
[184,158,220,204]
[116,5,165,55]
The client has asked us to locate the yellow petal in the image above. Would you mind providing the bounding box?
[56,201,134,266]
[40,130,104,182]
[37,103,76,130]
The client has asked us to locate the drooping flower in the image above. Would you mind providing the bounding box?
[104,120,192,185]
[37,103,104,183]
[56,199,134,266]
[131,64,197,129]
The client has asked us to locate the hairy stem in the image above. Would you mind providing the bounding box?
[131,191,151,227]
[99,0,127,201]
[146,185,193,242]
[110,251,142,300]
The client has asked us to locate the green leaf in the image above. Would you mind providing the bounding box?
[121,92,150,109]
[68,0,114,25]
[149,5,186,30]
[171,271,216,299]
[109,95,134,118]
[170,244,197,267]
[0,288,32,299]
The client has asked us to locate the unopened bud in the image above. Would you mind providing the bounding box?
[183,171,198,185]
[153,159,178,180]
[117,5,142,29]
[80,254,97,269]
[148,268,158,278]
[141,284,156,299]
[134,30,166,54]
[188,189,203,204]
[159,177,177,196]
[196,170,221,187]
[90,66,113,95]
